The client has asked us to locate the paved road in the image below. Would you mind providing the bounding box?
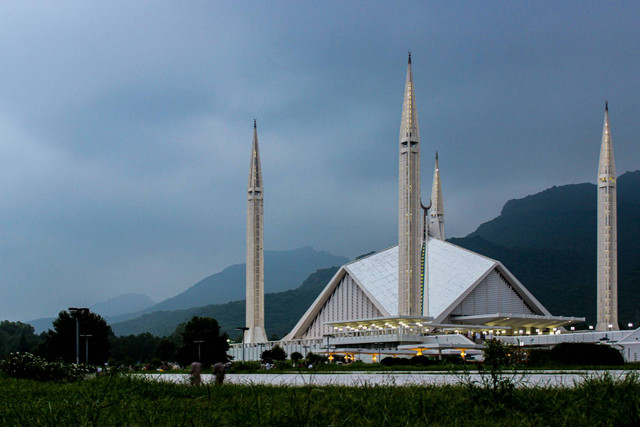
[141,370,632,387]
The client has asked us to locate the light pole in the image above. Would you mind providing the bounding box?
[323,334,335,363]
[68,308,89,364]
[236,327,250,362]
[80,334,92,365]
[194,340,204,362]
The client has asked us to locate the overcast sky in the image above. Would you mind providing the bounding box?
[1,2,638,321]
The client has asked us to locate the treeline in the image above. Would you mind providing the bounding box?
[0,312,229,368]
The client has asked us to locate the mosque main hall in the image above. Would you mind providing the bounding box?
[230,54,640,363]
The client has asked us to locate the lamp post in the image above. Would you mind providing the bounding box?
[68,308,89,364]
[194,340,204,362]
[323,334,335,362]
[80,334,92,365]
[236,327,250,362]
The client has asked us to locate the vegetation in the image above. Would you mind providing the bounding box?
[0,372,638,425]
[0,321,42,358]
[39,310,112,364]
[0,352,91,382]
[176,316,229,366]
[529,343,625,367]
[261,344,287,364]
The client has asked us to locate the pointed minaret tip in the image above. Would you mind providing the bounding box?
[254,118,257,128]
[408,51,411,64]
[605,101,608,111]
[435,151,439,161]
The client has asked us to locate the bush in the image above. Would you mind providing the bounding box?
[0,352,91,382]
[548,343,624,366]
[410,355,438,366]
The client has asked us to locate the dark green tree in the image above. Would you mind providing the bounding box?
[0,321,41,358]
[109,333,160,365]
[261,349,273,364]
[154,338,177,362]
[270,344,287,361]
[290,351,303,364]
[176,316,229,366]
[39,310,112,364]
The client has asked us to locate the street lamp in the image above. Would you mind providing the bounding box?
[302,345,310,359]
[194,340,205,362]
[236,327,250,362]
[323,334,335,363]
[80,334,92,365]
[68,308,89,364]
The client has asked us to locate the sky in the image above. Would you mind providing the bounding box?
[1,1,638,321]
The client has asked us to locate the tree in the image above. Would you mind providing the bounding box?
[290,351,303,364]
[176,316,229,366]
[109,333,160,366]
[270,344,287,361]
[39,310,112,364]
[154,338,177,362]
[0,321,41,358]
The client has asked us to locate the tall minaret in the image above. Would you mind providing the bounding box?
[245,119,268,343]
[428,152,444,240]
[398,53,423,316]
[596,103,618,331]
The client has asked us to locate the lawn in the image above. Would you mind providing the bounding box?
[1,372,639,425]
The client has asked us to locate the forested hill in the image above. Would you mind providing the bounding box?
[452,170,640,326]
[107,247,347,324]
[111,266,339,338]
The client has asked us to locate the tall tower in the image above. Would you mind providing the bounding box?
[428,152,445,241]
[246,120,268,343]
[398,53,423,316]
[596,103,618,331]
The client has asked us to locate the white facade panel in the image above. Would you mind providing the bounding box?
[301,273,384,339]
[446,270,536,318]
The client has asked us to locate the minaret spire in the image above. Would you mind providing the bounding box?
[596,103,618,331]
[428,152,445,240]
[398,53,423,316]
[246,120,268,343]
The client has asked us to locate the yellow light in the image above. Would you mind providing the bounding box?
[416,349,423,356]
[372,355,377,362]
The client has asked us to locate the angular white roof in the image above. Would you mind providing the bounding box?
[284,238,551,340]
[345,238,496,318]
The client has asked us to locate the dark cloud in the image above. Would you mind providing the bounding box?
[0,2,638,320]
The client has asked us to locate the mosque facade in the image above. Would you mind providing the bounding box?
[230,55,638,363]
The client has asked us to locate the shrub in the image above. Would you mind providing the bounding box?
[549,343,624,366]
[270,345,287,361]
[0,352,91,382]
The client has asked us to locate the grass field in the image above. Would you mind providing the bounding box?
[1,372,639,426]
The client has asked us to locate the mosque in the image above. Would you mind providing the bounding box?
[229,54,640,363]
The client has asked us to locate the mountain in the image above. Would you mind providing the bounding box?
[27,317,56,334]
[27,293,156,334]
[453,170,640,326]
[90,293,155,317]
[108,247,347,324]
[111,266,339,338]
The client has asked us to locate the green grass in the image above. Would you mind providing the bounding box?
[1,373,639,425]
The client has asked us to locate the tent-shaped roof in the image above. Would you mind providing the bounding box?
[345,239,498,317]
[284,238,556,340]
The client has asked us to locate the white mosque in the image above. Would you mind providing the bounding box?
[230,55,640,363]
